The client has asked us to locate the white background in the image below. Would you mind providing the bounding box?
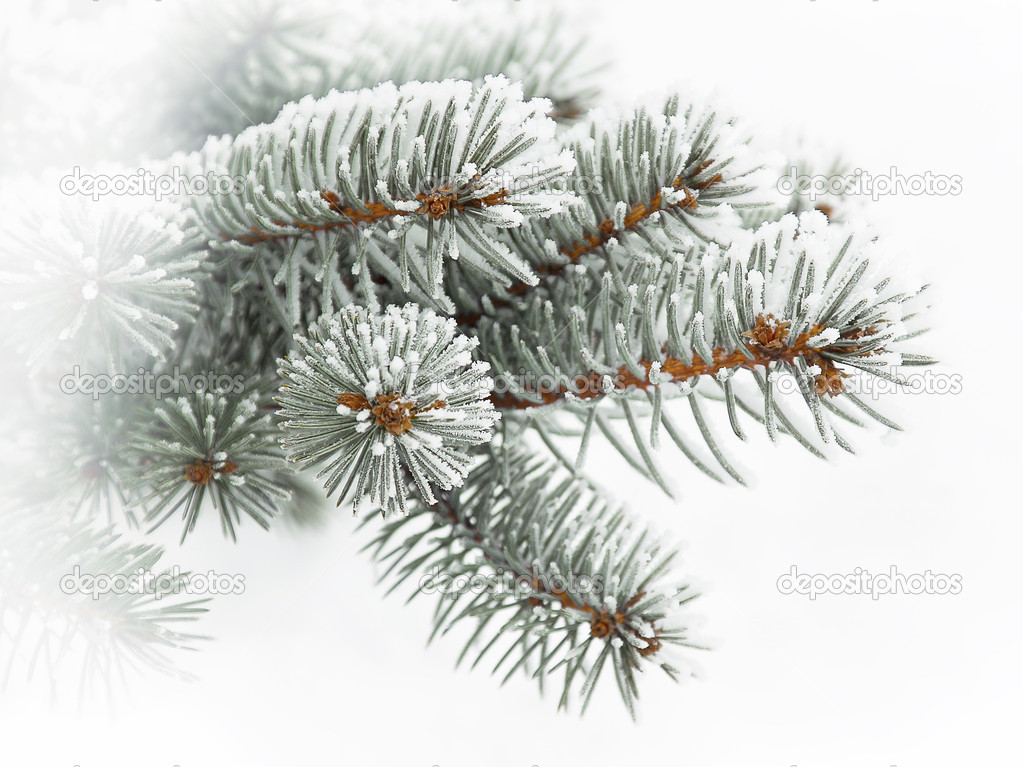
[1,1,1022,766]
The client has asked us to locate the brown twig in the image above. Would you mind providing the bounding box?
[228,186,510,245]
[456,162,724,328]
[489,314,867,410]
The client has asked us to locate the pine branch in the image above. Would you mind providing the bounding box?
[471,212,932,489]
[191,76,575,301]
[134,0,345,155]
[37,392,147,528]
[141,1,605,156]
[447,94,768,326]
[0,1,939,717]
[488,314,854,408]
[334,3,606,126]
[362,446,704,717]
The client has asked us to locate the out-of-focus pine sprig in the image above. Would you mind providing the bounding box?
[0,504,208,702]
[331,1,606,125]
[0,196,205,372]
[43,392,146,528]
[133,0,606,155]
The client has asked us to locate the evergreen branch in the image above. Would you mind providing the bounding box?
[552,176,702,263]
[37,392,147,528]
[192,76,575,299]
[335,2,606,125]
[0,1,938,716]
[230,186,514,245]
[362,447,704,717]
[450,94,767,325]
[472,212,931,487]
[141,0,606,155]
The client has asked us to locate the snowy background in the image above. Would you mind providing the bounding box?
[1,0,1021,765]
